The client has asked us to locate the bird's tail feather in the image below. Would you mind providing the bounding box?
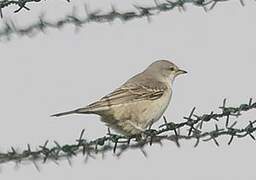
[51,110,78,117]
[51,107,91,117]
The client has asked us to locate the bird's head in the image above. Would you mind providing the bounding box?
[145,60,187,83]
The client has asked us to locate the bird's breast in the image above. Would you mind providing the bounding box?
[152,88,172,121]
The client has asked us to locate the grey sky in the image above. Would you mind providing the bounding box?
[0,0,255,179]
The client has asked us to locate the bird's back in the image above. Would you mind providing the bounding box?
[83,71,170,113]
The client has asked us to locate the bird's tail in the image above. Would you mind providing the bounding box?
[51,107,91,117]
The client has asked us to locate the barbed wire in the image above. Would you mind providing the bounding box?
[0,98,255,170]
[0,0,71,18]
[0,0,248,41]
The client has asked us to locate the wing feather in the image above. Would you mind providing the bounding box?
[86,83,167,111]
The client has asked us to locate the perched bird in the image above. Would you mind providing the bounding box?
[52,60,187,136]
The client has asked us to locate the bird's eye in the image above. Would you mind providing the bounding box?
[169,67,175,71]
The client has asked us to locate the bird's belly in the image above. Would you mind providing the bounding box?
[101,90,172,133]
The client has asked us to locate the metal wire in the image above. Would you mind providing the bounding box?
[0,0,248,41]
[0,0,71,18]
[0,98,255,169]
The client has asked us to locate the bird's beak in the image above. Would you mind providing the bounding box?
[176,69,187,75]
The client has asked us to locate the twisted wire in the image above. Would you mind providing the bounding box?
[0,0,248,41]
[0,98,255,169]
[0,0,71,18]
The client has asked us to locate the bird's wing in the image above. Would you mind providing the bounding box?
[85,82,168,111]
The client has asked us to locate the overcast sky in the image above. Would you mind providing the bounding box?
[0,0,256,179]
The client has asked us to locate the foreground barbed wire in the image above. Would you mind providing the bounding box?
[0,0,248,41]
[0,98,255,169]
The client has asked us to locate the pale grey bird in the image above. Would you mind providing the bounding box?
[52,60,187,136]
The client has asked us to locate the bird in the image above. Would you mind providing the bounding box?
[52,60,187,136]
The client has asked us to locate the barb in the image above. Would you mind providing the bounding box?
[0,98,255,168]
[0,0,248,41]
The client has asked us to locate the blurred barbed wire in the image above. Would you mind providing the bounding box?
[0,0,248,41]
[0,98,255,170]
[0,0,70,18]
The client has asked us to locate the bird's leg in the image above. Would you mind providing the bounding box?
[147,120,154,130]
